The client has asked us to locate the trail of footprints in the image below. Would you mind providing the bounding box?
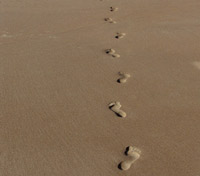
[102,4,141,171]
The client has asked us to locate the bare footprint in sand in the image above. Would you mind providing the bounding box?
[110,7,118,12]
[109,101,126,118]
[119,146,141,171]
[105,49,120,58]
[104,17,116,24]
[117,72,130,83]
[115,32,126,39]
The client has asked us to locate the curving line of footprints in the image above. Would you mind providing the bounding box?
[103,4,141,171]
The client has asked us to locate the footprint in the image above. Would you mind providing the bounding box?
[115,32,126,39]
[104,18,116,24]
[105,49,120,58]
[119,146,141,171]
[110,7,118,12]
[117,72,130,83]
[109,101,126,118]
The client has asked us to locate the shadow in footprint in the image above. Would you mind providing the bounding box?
[117,79,121,83]
[124,146,131,155]
[109,105,122,117]
[118,163,123,170]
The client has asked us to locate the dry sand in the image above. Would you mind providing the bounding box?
[1,0,200,175]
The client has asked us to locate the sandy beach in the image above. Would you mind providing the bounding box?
[1,0,200,175]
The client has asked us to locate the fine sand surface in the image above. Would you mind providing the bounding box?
[1,0,200,175]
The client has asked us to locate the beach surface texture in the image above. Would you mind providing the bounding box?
[0,0,200,175]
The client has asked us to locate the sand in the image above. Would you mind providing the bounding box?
[1,0,200,175]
